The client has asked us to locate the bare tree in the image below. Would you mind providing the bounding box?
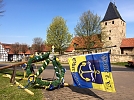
[74,10,104,51]
[11,42,20,54]
[19,43,29,61]
[32,37,44,54]
[20,43,29,54]
[11,42,20,60]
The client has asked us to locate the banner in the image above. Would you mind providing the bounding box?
[68,52,116,92]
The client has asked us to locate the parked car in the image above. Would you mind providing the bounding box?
[128,60,134,67]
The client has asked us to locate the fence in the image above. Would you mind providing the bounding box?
[58,54,134,63]
[0,61,27,83]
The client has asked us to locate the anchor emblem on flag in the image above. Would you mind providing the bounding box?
[78,61,100,82]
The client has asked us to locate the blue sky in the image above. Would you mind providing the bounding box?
[0,0,134,46]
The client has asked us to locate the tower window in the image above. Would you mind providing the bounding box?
[109,30,111,33]
[122,30,123,33]
[105,22,107,25]
[112,21,114,24]
[109,37,111,40]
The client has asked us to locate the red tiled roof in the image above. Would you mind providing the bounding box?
[65,35,103,52]
[42,45,51,52]
[120,38,134,48]
[16,51,31,55]
[1,43,32,54]
[65,45,75,52]
[31,44,51,52]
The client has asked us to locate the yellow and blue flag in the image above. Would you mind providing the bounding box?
[68,52,116,92]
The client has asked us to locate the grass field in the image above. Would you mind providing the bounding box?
[0,69,44,100]
[111,62,128,66]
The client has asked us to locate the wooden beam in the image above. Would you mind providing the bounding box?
[10,66,17,83]
[0,61,27,70]
[0,61,27,83]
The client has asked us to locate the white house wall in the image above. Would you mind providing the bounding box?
[13,54,22,61]
[0,44,8,61]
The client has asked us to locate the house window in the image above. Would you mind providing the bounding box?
[109,37,111,40]
[112,21,114,24]
[105,22,107,25]
[6,49,9,52]
[109,30,111,33]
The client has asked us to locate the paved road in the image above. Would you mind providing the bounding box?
[0,63,70,70]
[40,65,134,100]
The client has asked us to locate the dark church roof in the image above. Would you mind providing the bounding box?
[102,2,125,22]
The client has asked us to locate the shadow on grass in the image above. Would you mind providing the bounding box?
[69,85,103,100]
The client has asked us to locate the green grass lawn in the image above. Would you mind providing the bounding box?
[111,62,128,66]
[0,69,44,100]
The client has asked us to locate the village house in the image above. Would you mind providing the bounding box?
[65,34,103,54]
[0,43,30,62]
[0,42,51,62]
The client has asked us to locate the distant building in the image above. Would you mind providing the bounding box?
[0,43,31,62]
[0,43,51,62]
[101,2,126,54]
[66,2,134,56]
[120,38,134,55]
[65,34,103,54]
[0,43,8,61]
[101,2,134,55]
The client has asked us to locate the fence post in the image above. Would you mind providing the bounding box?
[10,66,17,83]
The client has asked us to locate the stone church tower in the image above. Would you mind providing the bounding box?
[101,2,126,54]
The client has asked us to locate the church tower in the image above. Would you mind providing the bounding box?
[101,2,126,54]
